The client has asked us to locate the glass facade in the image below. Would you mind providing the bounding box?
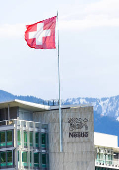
[0,120,49,169]
[17,124,48,169]
[17,130,47,149]
[95,147,119,169]
[17,151,48,168]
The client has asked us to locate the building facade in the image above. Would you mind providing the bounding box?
[34,105,95,170]
[94,132,119,170]
[0,119,48,169]
[0,99,95,170]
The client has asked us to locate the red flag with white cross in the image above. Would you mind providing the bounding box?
[25,16,57,49]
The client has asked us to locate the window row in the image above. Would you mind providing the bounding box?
[18,151,48,168]
[0,130,47,149]
[0,151,48,169]
[17,131,47,148]
[0,130,13,148]
[96,153,113,161]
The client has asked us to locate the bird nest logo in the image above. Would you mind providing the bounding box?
[68,118,88,131]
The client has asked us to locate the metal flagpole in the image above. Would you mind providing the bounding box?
[57,11,63,152]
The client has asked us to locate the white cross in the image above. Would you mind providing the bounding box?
[29,23,51,45]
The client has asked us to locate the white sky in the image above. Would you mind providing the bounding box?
[0,0,119,100]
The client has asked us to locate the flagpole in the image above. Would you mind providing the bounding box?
[57,11,63,152]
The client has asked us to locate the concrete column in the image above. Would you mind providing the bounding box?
[8,104,10,120]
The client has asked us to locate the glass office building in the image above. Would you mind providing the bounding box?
[0,100,49,170]
[0,120,48,169]
[0,99,119,170]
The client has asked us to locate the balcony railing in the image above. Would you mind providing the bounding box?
[42,99,60,106]
[0,119,48,131]
[95,160,119,169]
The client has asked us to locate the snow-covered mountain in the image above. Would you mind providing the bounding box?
[63,96,119,120]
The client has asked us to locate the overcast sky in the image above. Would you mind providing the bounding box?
[0,0,119,100]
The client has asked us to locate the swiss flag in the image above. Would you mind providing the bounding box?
[25,16,57,49]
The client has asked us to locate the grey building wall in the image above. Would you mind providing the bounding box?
[33,106,95,170]
[18,108,33,121]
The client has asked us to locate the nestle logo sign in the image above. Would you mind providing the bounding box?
[68,118,89,138]
[68,118,88,131]
[69,132,88,138]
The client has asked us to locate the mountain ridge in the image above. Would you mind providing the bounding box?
[0,90,44,104]
[0,90,119,143]
[1,90,119,119]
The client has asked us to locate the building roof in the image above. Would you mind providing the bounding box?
[0,99,50,112]
[94,132,118,148]
[50,104,92,110]
[0,99,93,112]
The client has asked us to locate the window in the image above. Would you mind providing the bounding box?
[41,133,46,148]
[30,152,32,163]
[0,150,14,167]
[0,132,5,147]
[17,131,20,145]
[114,153,118,159]
[24,131,27,147]
[30,152,32,167]
[7,131,12,146]
[42,154,46,164]
[42,134,46,144]
[0,152,6,167]
[42,154,46,168]
[18,151,19,162]
[0,130,13,147]
[22,152,27,167]
[30,132,33,146]
[35,133,39,147]
[7,151,13,166]
[22,152,27,162]
[34,153,39,167]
